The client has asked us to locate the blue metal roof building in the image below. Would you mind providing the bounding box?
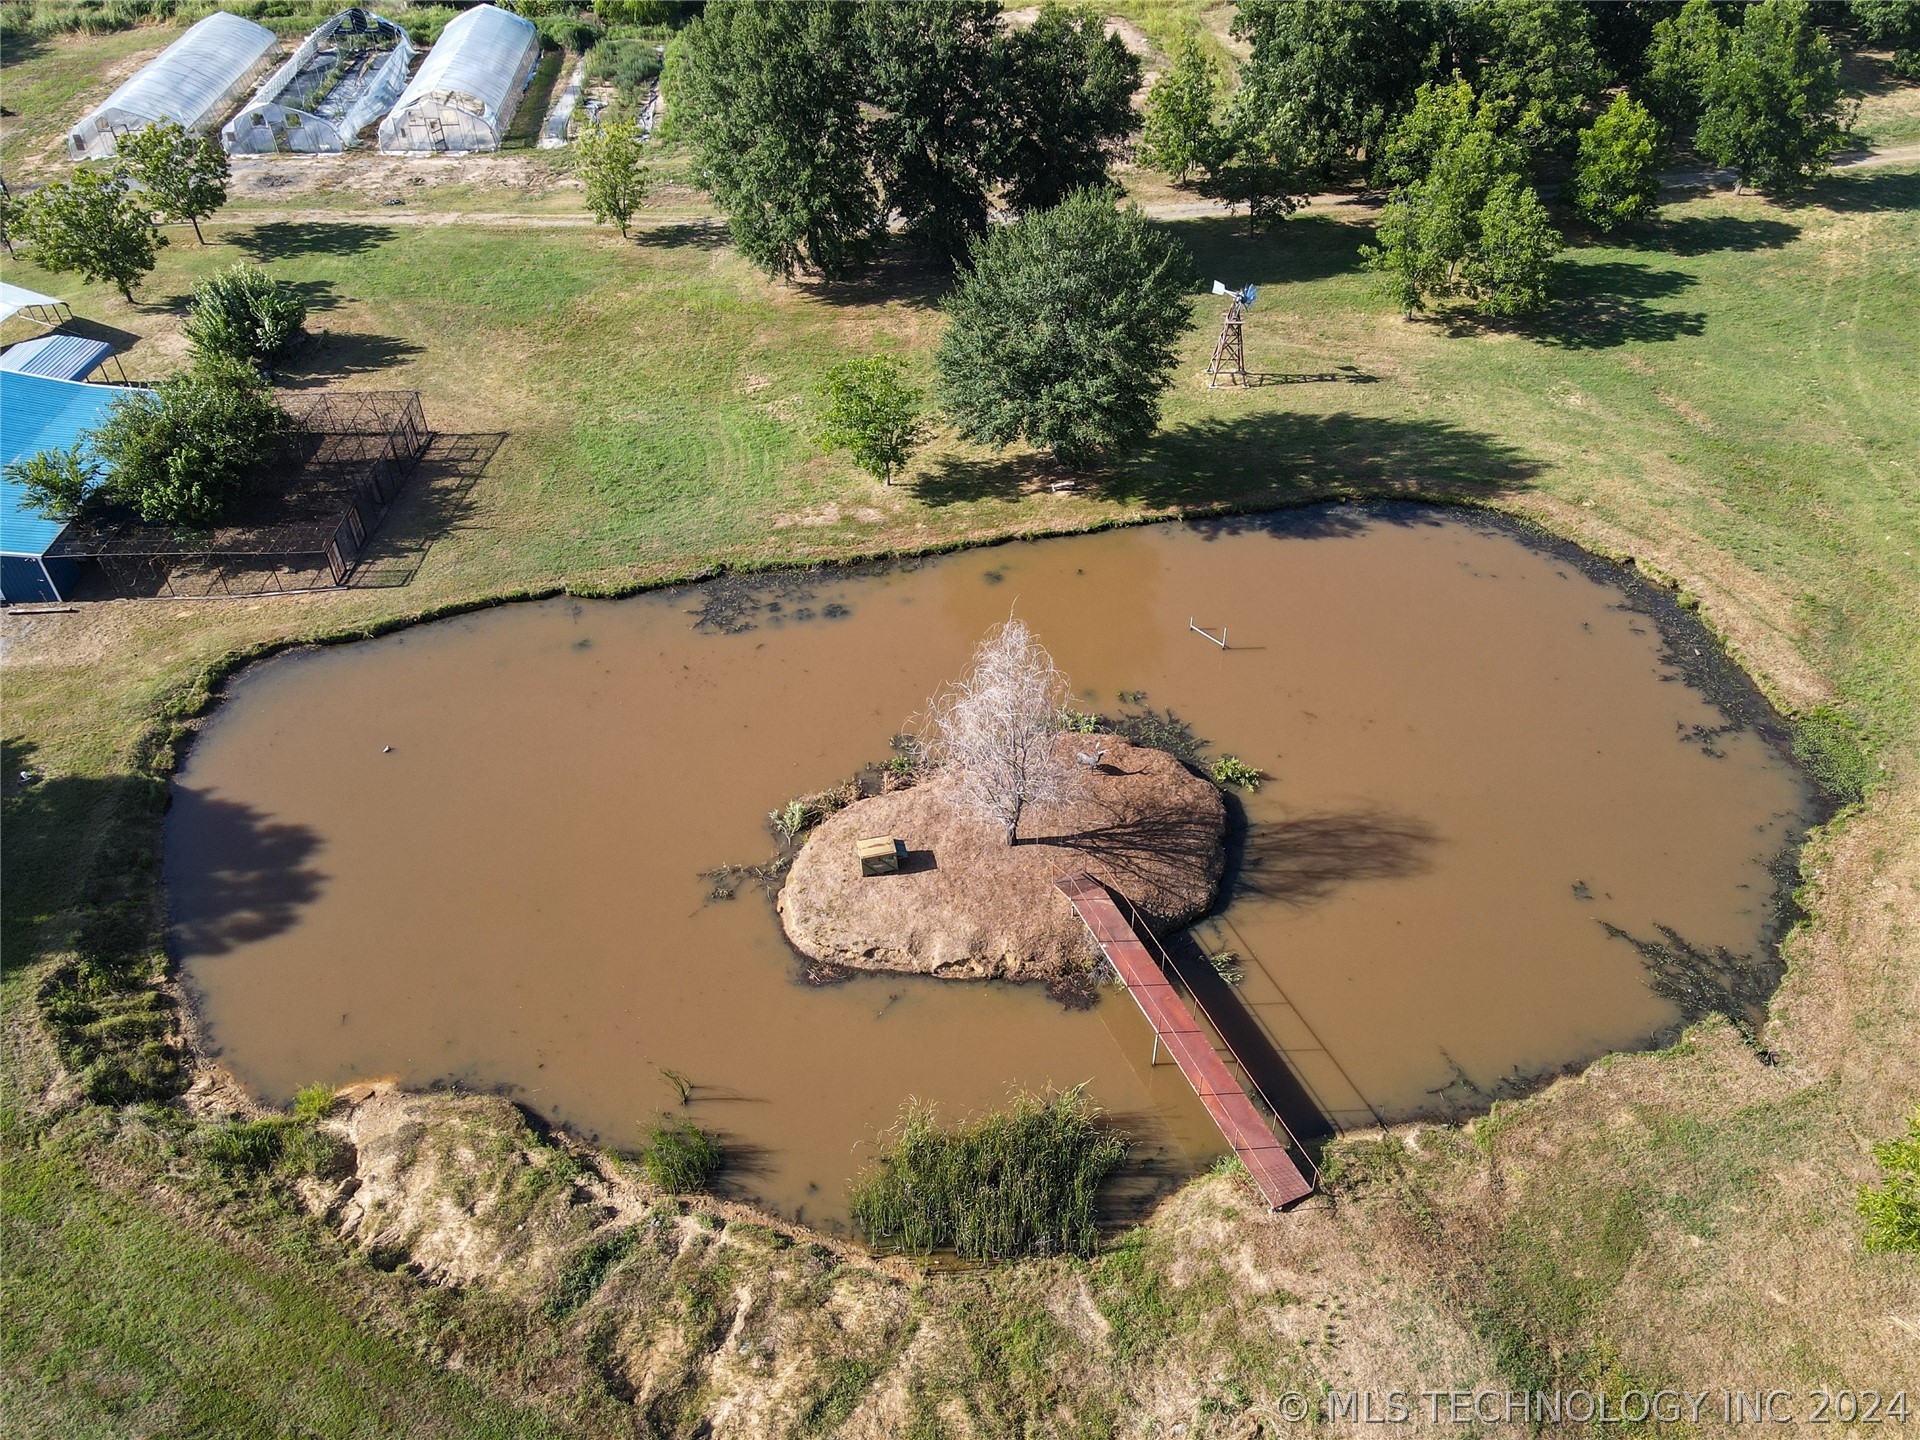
[1,372,135,603]
[0,335,117,383]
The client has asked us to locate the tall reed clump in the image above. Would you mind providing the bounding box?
[640,1116,721,1192]
[849,1087,1127,1260]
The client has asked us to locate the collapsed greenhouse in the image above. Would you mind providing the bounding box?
[377,3,539,153]
[222,8,414,154]
[67,11,279,159]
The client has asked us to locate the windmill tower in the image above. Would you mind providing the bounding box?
[1205,281,1257,389]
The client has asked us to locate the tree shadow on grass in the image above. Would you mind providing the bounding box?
[631,218,731,251]
[225,222,397,262]
[164,789,325,958]
[284,278,347,315]
[909,451,1059,506]
[799,250,954,311]
[1486,260,1707,350]
[914,410,1543,510]
[276,330,425,387]
[1106,409,1543,510]
[348,432,505,588]
[1159,211,1374,290]
[1630,214,1801,256]
[1792,166,1920,214]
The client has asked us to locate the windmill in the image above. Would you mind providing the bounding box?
[1205,281,1257,389]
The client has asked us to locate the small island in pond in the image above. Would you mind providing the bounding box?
[777,735,1226,986]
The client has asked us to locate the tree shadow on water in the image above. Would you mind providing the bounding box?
[1226,809,1438,907]
[165,788,324,958]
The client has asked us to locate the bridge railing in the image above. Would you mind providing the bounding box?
[1108,889,1322,1194]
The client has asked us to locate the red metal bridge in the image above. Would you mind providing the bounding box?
[1056,872,1315,1210]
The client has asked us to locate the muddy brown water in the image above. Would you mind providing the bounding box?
[169,507,1814,1225]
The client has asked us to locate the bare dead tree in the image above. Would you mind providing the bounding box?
[920,618,1079,845]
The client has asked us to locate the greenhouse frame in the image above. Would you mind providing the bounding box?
[67,11,279,159]
[377,4,540,153]
[223,8,415,154]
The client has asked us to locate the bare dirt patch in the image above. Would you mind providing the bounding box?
[778,737,1224,983]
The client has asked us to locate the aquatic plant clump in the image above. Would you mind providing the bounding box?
[1208,756,1263,793]
[641,1116,722,1193]
[849,1088,1128,1259]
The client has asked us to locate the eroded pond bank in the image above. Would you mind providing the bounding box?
[167,506,1816,1225]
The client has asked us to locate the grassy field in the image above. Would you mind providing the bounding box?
[4,15,1919,1437]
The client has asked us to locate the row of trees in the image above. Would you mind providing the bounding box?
[1147,0,1857,203]
[6,120,228,301]
[1135,0,1857,317]
[666,0,1141,278]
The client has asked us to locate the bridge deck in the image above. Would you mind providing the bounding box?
[1056,872,1313,1210]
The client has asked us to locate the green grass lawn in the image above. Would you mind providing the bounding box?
[0,1127,583,1438]
[4,21,1919,1430]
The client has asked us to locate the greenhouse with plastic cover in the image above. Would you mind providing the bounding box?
[377,3,539,153]
[67,10,279,159]
[223,8,415,154]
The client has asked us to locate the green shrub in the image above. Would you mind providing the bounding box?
[1207,949,1245,986]
[1110,705,1206,767]
[768,779,857,840]
[183,264,306,368]
[546,1227,640,1317]
[292,1083,337,1122]
[1792,705,1877,807]
[535,8,601,50]
[200,1116,346,1180]
[1208,755,1262,792]
[849,1088,1127,1259]
[1858,1109,1920,1253]
[588,32,664,103]
[640,1116,721,1192]
[87,359,287,526]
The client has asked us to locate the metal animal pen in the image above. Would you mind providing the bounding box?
[45,391,428,597]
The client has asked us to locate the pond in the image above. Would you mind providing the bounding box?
[168,506,1816,1226]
